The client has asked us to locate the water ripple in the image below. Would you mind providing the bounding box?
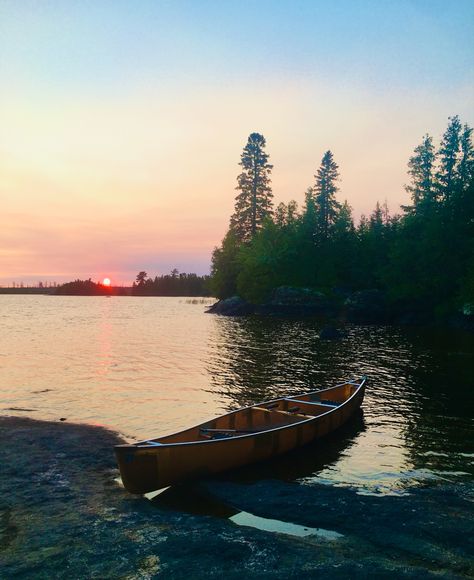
[1,295,473,495]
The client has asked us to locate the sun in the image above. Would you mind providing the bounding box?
[102,277,111,286]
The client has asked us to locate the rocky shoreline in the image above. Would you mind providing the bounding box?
[1,415,473,578]
[206,286,474,332]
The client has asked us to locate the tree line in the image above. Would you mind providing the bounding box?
[132,270,211,296]
[54,271,211,296]
[211,118,474,320]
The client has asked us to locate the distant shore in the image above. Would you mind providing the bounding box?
[0,287,213,297]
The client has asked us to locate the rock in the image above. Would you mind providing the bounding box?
[345,289,389,324]
[269,286,326,306]
[319,325,347,340]
[206,296,254,316]
[207,288,336,317]
[255,286,335,317]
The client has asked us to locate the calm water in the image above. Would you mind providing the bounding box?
[1,295,473,496]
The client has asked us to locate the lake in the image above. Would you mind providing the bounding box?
[1,295,473,496]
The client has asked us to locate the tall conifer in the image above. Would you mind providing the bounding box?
[313,150,341,240]
[405,134,436,213]
[230,133,273,243]
[458,123,474,191]
[437,115,462,203]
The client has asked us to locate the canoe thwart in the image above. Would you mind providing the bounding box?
[286,398,339,408]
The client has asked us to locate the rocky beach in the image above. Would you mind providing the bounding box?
[1,415,473,579]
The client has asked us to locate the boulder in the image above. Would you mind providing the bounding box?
[269,286,326,306]
[206,296,254,316]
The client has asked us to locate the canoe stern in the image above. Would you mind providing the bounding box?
[115,445,161,494]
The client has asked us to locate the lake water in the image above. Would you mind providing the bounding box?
[1,295,473,496]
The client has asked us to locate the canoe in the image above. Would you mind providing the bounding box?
[115,376,366,494]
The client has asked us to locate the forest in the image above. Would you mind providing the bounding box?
[210,117,474,322]
[55,271,210,296]
[131,270,210,296]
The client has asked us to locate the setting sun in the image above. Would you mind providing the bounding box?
[102,278,111,286]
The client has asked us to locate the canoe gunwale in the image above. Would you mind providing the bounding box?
[116,376,366,450]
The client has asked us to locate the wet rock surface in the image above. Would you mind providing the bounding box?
[207,287,336,318]
[206,296,254,316]
[1,416,473,579]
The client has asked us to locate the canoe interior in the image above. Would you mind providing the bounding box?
[136,381,360,447]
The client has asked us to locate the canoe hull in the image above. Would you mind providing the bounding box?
[115,380,365,494]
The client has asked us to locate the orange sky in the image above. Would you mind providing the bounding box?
[1,1,473,285]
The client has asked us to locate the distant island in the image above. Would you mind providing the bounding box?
[0,270,211,297]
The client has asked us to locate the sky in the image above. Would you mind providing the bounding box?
[1,0,473,285]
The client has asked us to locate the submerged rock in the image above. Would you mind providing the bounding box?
[319,325,347,340]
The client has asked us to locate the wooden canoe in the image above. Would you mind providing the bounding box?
[115,376,366,494]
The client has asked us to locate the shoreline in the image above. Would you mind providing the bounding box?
[1,415,473,578]
[206,292,474,333]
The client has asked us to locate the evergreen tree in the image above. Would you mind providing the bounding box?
[230,133,273,243]
[333,200,355,236]
[370,201,384,230]
[274,200,298,228]
[332,200,357,288]
[300,188,318,240]
[437,115,462,203]
[404,134,436,213]
[210,230,241,298]
[136,271,148,286]
[458,123,474,191]
[313,150,341,240]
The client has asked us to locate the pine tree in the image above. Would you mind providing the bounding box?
[437,115,462,203]
[230,133,273,243]
[136,271,148,286]
[370,201,384,235]
[333,200,355,236]
[313,150,341,240]
[275,200,298,228]
[210,230,240,298]
[458,123,474,191]
[404,134,436,213]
